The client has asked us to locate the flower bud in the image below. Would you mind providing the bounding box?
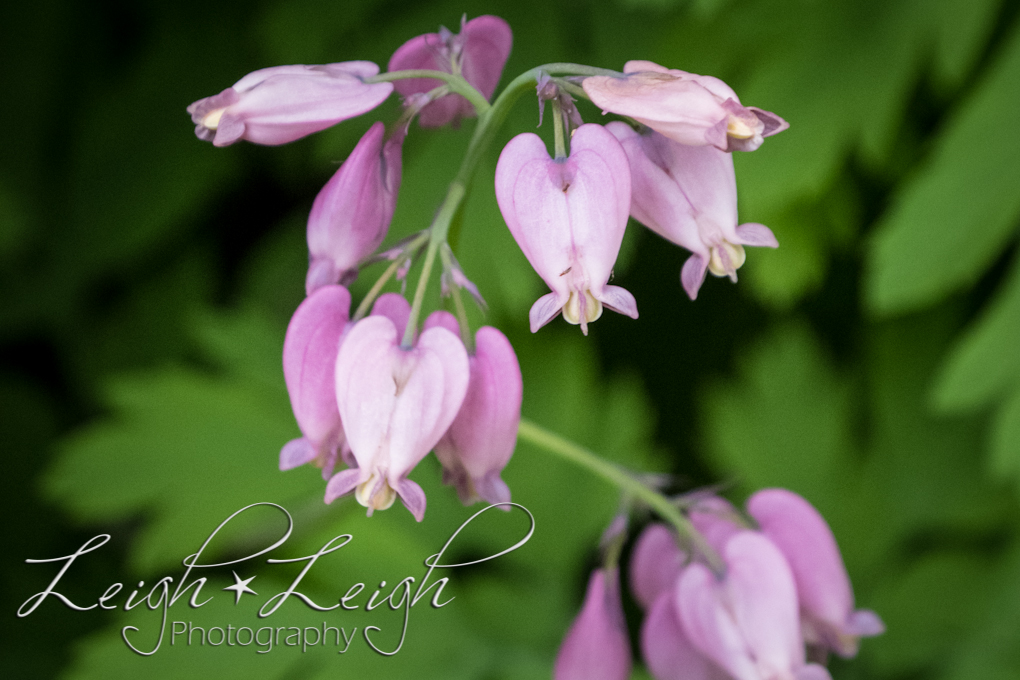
[429,318,522,506]
[747,489,885,658]
[187,62,393,147]
[630,523,686,610]
[388,15,513,127]
[583,60,787,152]
[280,285,351,479]
[554,568,632,680]
[306,123,404,294]
[642,590,729,680]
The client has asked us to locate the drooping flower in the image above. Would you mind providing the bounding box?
[388,15,513,128]
[279,285,351,479]
[555,568,632,680]
[424,312,522,505]
[495,124,637,334]
[677,531,833,680]
[643,590,730,680]
[607,122,778,300]
[305,122,404,294]
[583,60,788,152]
[630,523,686,610]
[187,62,393,147]
[747,489,885,658]
[324,315,469,521]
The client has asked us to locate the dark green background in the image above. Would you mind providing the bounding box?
[3,0,1020,677]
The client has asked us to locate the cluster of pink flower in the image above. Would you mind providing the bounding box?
[556,490,885,680]
[188,13,881,678]
[189,17,521,521]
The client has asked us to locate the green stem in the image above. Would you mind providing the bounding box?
[367,69,491,116]
[517,418,724,573]
[552,98,567,159]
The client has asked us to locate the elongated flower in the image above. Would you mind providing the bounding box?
[555,568,632,680]
[643,590,730,680]
[280,285,351,479]
[747,489,885,658]
[495,124,637,334]
[187,61,393,147]
[306,122,404,294]
[425,314,522,506]
[325,316,468,521]
[630,523,686,610]
[607,122,778,300]
[677,531,833,680]
[388,15,512,127]
[584,61,788,152]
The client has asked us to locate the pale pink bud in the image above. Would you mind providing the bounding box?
[187,62,393,147]
[305,122,404,294]
[607,122,778,300]
[677,531,832,680]
[427,317,522,506]
[642,591,730,680]
[280,285,351,479]
[747,489,885,658]
[583,60,787,152]
[495,124,638,335]
[629,523,686,610]
[388,15,512,128]
[325,315,469,521]
[555,568,632,680]
[370,292,411,340]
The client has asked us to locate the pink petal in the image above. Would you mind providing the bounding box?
[370,293,411,340]
[629,523,686,609]
[681,254,708,300]
[554,569,631,680]
[735,223,779,248]
[642,591,729,680]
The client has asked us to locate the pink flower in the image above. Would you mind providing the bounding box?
[643,591,730,680]
[607,122,778,300]
[425,313,522,506]
[677,531,833,680]
[495,124,638,334]
[324,315,469,521]
[305,122,404,294]
[388,15,512,127]
[583,60,788,152]
[747,489,885,658]
[688,495,745,556]
[630,523,686,610]
[187,62,393,146]
[555,568,632,680]
[279,285,351,479]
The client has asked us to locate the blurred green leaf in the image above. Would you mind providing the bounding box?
[933,259,1020,412]
[867,21,1020,315]
[991,387,1020,486]
[44,310,307,573]
[866,552,998,676]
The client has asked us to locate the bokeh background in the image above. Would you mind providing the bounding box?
[3,0,1020,677]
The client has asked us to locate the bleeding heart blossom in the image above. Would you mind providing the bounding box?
[388,15,512,127]
[495,124,637,334]
[187,62,393,147]
[677,531,833,680]
[306,122,404,294]
[630,523,687,610]
[325,315,468,521]
[643,590,730,680]
[583,60,788,152]
[607,122,778,300]
[747,489,885,658]
[280,285,351,479]
[555,568,632,680]
[423,312,522,506]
